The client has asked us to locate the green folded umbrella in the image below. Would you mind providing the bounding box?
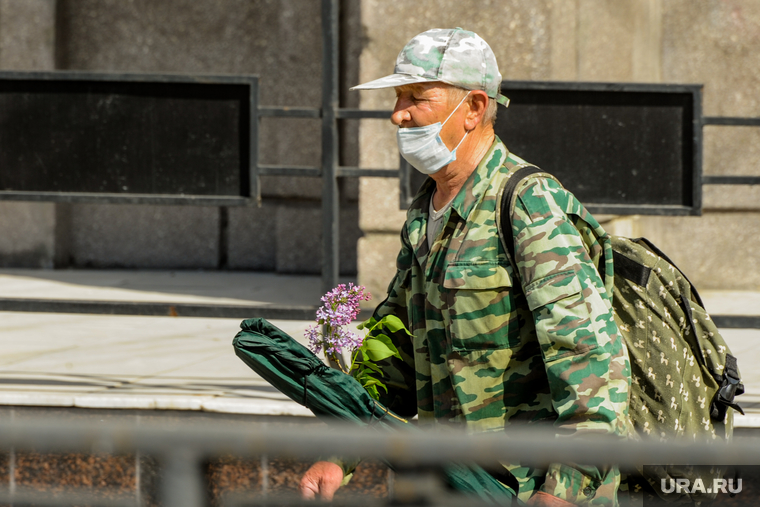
[233,317,516,505]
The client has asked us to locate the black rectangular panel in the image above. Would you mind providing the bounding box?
[494,81,702,215]
[0,72,256,204]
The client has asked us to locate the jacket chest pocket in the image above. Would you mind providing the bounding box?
[442,261,518,351]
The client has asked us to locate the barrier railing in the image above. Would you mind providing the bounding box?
[1,418,758,506]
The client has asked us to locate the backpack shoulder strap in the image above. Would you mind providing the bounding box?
[497,165,542,262]
[496,165,562,272]
[634,237,705,309]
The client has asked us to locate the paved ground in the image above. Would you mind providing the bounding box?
[0,268,757,427]
[0,268,328,307]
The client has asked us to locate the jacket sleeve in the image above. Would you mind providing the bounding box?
[369,227,419,419]
[510,177,631,506]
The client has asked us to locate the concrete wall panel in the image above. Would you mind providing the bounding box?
[548,0,578,81]
[663,0,760,214]
[276,203,320,275]
[0,202,55,268]
[703,125,760,211]
[226,202,277,271]
[703,186,760,211]
[357,232,401,306]
[662,0,760,118]
[70,204,220,269]
[574,0,664,82]
[0,0,56,70]
[632,214,760,291]
[576,0,637,81]
[47,0,362,273]
[627,0,760,289]
[0,0,58,269]
[55,0,323,201]
[56,0,324,200]
[275,203,360,276]
[359,177,406,234]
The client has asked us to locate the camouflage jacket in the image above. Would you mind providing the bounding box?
[372,136,631,506]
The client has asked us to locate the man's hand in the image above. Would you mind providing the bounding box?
[299,461,344,501]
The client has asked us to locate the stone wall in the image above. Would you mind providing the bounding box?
[640,0,760,289]
[0,0,57,268]
[355,0,760,298]
[1,1,758,290]
[0,0,362,275]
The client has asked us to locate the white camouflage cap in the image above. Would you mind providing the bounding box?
[351,27,509,106]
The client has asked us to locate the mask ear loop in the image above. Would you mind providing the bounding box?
[442,91,471,153]
[451,127,470,153]
[441,91,471,127]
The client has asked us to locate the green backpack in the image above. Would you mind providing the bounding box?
[497,166,745,504]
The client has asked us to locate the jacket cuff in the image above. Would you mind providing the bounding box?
[541,463,611,506]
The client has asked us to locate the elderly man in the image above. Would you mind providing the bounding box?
[300,28,631,506]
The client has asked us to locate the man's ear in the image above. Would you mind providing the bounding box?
[464,90,489,130]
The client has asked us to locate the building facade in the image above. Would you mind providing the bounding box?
[0,0,758,300]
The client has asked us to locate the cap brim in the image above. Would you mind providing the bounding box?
[350,73,433,91]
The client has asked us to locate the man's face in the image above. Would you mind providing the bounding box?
[391,82,467,150]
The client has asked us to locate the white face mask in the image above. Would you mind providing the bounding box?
[396,91,470,175]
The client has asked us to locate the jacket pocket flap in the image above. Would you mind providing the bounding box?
[443,262,512,289]
[525,271,582,311]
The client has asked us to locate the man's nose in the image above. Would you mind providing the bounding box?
[390,101,410,126]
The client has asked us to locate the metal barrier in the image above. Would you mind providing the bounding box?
[1,418,759,506]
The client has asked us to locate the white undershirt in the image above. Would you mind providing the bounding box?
[427,190,454,250]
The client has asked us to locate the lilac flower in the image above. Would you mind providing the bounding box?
[306,283,371,362]
[305,325,322,355]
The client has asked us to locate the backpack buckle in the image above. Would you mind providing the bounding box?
[710,370,745,421]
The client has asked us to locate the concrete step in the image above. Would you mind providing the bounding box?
[0,269,757,429]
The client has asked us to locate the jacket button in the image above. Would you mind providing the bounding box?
[583,486,596,498]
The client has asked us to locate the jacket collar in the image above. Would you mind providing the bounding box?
[405,136,510,269]
[449,136,509,222]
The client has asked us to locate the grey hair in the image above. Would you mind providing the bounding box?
[446,86,498,127]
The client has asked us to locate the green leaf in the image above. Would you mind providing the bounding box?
[356,316,378,331]
[351,368,389,401]
[362,339,398,362]
[358,371,377,384]
[360,361,382,374]
[354,368,374,382]
[365,385,380,400]
[367,334,401,359]
[379,315,412,335]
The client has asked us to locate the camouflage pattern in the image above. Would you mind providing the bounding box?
[371,136,631,506]
[611,236,741,506]
[350,28,510,106]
